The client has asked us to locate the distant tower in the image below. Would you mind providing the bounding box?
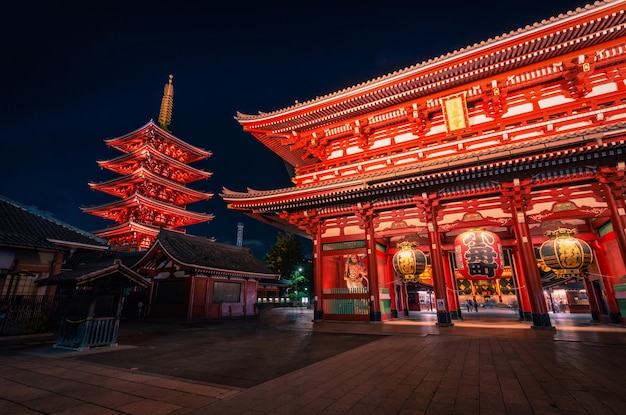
[82,75,215,251]
[236,222,244,247]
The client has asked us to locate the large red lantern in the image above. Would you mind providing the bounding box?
[454,229,505,280]
[392,241,427,283]
[539,228,593,277]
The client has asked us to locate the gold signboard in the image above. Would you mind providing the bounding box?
[441,92,470,134]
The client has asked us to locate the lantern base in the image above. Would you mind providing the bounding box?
[530,313,555,330]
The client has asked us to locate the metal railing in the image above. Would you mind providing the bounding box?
[54,316,119,351]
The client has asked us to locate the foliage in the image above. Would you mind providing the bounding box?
[264,231,304,280]
[264,231,313,302]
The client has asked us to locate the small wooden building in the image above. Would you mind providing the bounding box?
[134,229,279,319]
[40,258,149,351]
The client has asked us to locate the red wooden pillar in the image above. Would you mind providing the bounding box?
[443,252,461,320]
[583,275,601,322]
[366,211,382,321]
[282,210,324,321]
[387,255,401,318]
[422,194,452,327]
[352,203,381,321]
[592,238,623,323]
[599,166,626,270]
[511,247,532,321]
[311,218,324,321]
[598,166,626,323]
[503,180,553,329]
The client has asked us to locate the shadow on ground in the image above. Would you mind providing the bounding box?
[73,308,381,389]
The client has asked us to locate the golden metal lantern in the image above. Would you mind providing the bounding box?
[539,228,593,277]
[392,241,427,283]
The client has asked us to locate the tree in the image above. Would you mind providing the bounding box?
[264,231,304,280]
[264,232,312,302]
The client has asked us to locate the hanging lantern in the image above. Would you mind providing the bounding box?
[454,229,505,280]
[392,241,427,283]
[539,228,593,277]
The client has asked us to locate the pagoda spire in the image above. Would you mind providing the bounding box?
[158,74,174,132]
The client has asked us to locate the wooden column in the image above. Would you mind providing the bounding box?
[591,239,623,323]
[502,179,553,329]
[312,224,323,321]
[354,203,381,321]
[443,253,461,320]
[583,275,601,322]
[421,193,452,327]
[598,164,626,267]
[284,210,324,321]
[511,247,533,321]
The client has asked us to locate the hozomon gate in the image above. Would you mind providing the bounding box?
[222,1,626,329]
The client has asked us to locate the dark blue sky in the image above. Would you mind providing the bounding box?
[1,1,588,258]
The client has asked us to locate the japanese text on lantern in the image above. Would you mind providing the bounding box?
[454,229,504,280]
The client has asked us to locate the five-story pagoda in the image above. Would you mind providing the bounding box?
[83,75,214,251]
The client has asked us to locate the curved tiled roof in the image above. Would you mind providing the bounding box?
[0,196,108,250]
[154,229,278,277]
[235,1,619,124]
[42,258,149,288]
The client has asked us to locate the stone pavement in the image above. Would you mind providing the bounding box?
[1,308,626,414]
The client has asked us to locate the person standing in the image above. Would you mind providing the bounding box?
[466,299,472,312]
[473,299,479,312]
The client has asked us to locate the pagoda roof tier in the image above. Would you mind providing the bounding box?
[104,120,211,163]
[81,193,214,228]
[234,1,626,168]
[97,144,212,184]
[91,220,162,239]
[88,167,213,205]
[91,221,165,251]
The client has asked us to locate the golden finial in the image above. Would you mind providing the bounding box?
[158,74,174,132]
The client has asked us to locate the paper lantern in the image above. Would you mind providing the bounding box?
[539,228,593,277]
[454,229,505,280]
[392,241,427,283]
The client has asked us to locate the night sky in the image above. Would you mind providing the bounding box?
[2,1,589,259]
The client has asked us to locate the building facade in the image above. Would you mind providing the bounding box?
[222,1,626,328]
[134,229,279,319]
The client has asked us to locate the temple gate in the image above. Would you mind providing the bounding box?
[222,1,626,329]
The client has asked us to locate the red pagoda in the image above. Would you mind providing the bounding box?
[83,75,214,251]
[224,0,626,329]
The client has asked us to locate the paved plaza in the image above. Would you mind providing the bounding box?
[1,308,626,414]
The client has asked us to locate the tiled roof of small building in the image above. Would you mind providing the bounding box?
[155,229,278,277]
[41,257,148,288]
[62,250,144,271]
[0,196,108,250]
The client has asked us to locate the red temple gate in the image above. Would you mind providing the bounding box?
[223,2,626,328]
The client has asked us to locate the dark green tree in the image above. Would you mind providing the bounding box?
[264,232,312,302]
[264,231,304,280]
